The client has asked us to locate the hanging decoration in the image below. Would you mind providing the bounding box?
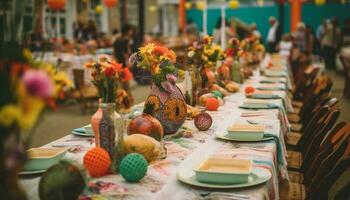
[95,5,103,14]
[257,0,264,7]
[47,0,66,10]
[341,0,346,4]
[196,1,205,10]
[315,0,325,6]
[228,0,239,9]
[185,2,192,9]
[104,0,118,7]
[148,5,157,12]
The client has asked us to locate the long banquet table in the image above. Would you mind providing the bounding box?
[20,55,292,200]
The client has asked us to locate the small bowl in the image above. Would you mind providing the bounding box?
[84,124,94,136]
[226,124,266,141]
[194,157,252,184]
[22,147,67,171]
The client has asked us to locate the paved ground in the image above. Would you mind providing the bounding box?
[29,70,350,148]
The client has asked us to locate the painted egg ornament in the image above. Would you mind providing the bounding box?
[39,161,85,200]
[127,114,164,141]
[194,112,213,131]
[211,90,223,99]
[245,86,255,95]
[205,97,219,111]
[83,147,111,177]
[144,84,187,135]
[119,153,148,182]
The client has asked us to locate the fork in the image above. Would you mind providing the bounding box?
[198,191,250,200]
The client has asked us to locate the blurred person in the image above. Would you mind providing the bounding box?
[305,25,315,54]
[213,18,234,46]
[111,28,120,43]
[84,20,98,41]
[251,23,261,39]
[316,20,326,59]
[266,16,281,53]
[113,24,134,102]
[185,18,200,39]
[294,22,306,53]
[73,21,85,42]
[341,19,350,47]
[277,34,293,57]
[322,17,341,70]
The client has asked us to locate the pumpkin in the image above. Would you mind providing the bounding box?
[123,134,162,163]
[128,114,164,141]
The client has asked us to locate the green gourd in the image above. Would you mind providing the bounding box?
[39,161,85,200]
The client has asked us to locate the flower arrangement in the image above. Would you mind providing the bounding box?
[0,49,71,132]
[187,36,225,69]
[226,37,244,60]
[129,43,183,92]
[240,36,265,54]
[85,55,124,103]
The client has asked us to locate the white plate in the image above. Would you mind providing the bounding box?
[18,169,46,175]
[177,167,271,189]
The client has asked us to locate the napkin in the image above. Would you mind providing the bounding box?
[72,127,85,134]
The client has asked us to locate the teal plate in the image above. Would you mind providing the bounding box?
[18,169,46,175]
[177,167,271,189]
[71,130,94,137]
[239,104,279,110]
[216,132,275,142]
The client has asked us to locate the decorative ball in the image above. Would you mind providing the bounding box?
[39,161,85,200]
[119,153,148,182]
[211,90,223,99]
[228,0,239,9]
[205,97,219,111]
[128,114,164,141]
[95,5,103,14]
[83,147,111,177]
[47,0,65,10]
[245,86,255,95]
[194,112,213,131]
[104,0,118,7]
[315,0,325,6]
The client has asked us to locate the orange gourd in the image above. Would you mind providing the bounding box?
[205,97,219,111]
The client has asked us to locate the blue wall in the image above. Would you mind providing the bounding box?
[187,3,350,42]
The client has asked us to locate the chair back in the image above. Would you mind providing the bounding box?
[299,93,331,125]
[339,55,349,76]
[297,105,332,150]
[73,69,85,90]
[320,122,350,151]
[300,109,340,172]
[304,134,350,187]
[307,155,350,200]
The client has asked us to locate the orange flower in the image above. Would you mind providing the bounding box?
[84,62,94,69]
[152,45,168,56]
[104,66,116,78]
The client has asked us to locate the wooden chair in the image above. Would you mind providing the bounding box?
[288,122,350,184]
[287,107,340,171]
[289,77,333,132]
[281,136,350,200]
[286,98,338,149]
[71,69,99,114]
[339,55,350,99]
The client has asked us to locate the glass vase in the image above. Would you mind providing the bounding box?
[231,60,244,84]
[98,103,117,158]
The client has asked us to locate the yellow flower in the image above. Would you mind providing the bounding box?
[17,96,45,130]
[23,49,33,61]
[0,105,21,127]
[178,69,185,79]
[139,43,155,55]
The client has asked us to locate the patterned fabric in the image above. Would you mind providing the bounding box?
[20,56,291,200]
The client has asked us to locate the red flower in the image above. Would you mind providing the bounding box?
[152,46,168,56]
[104,67,116,78]
[226,48,234,57]
[111,61,122,73]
